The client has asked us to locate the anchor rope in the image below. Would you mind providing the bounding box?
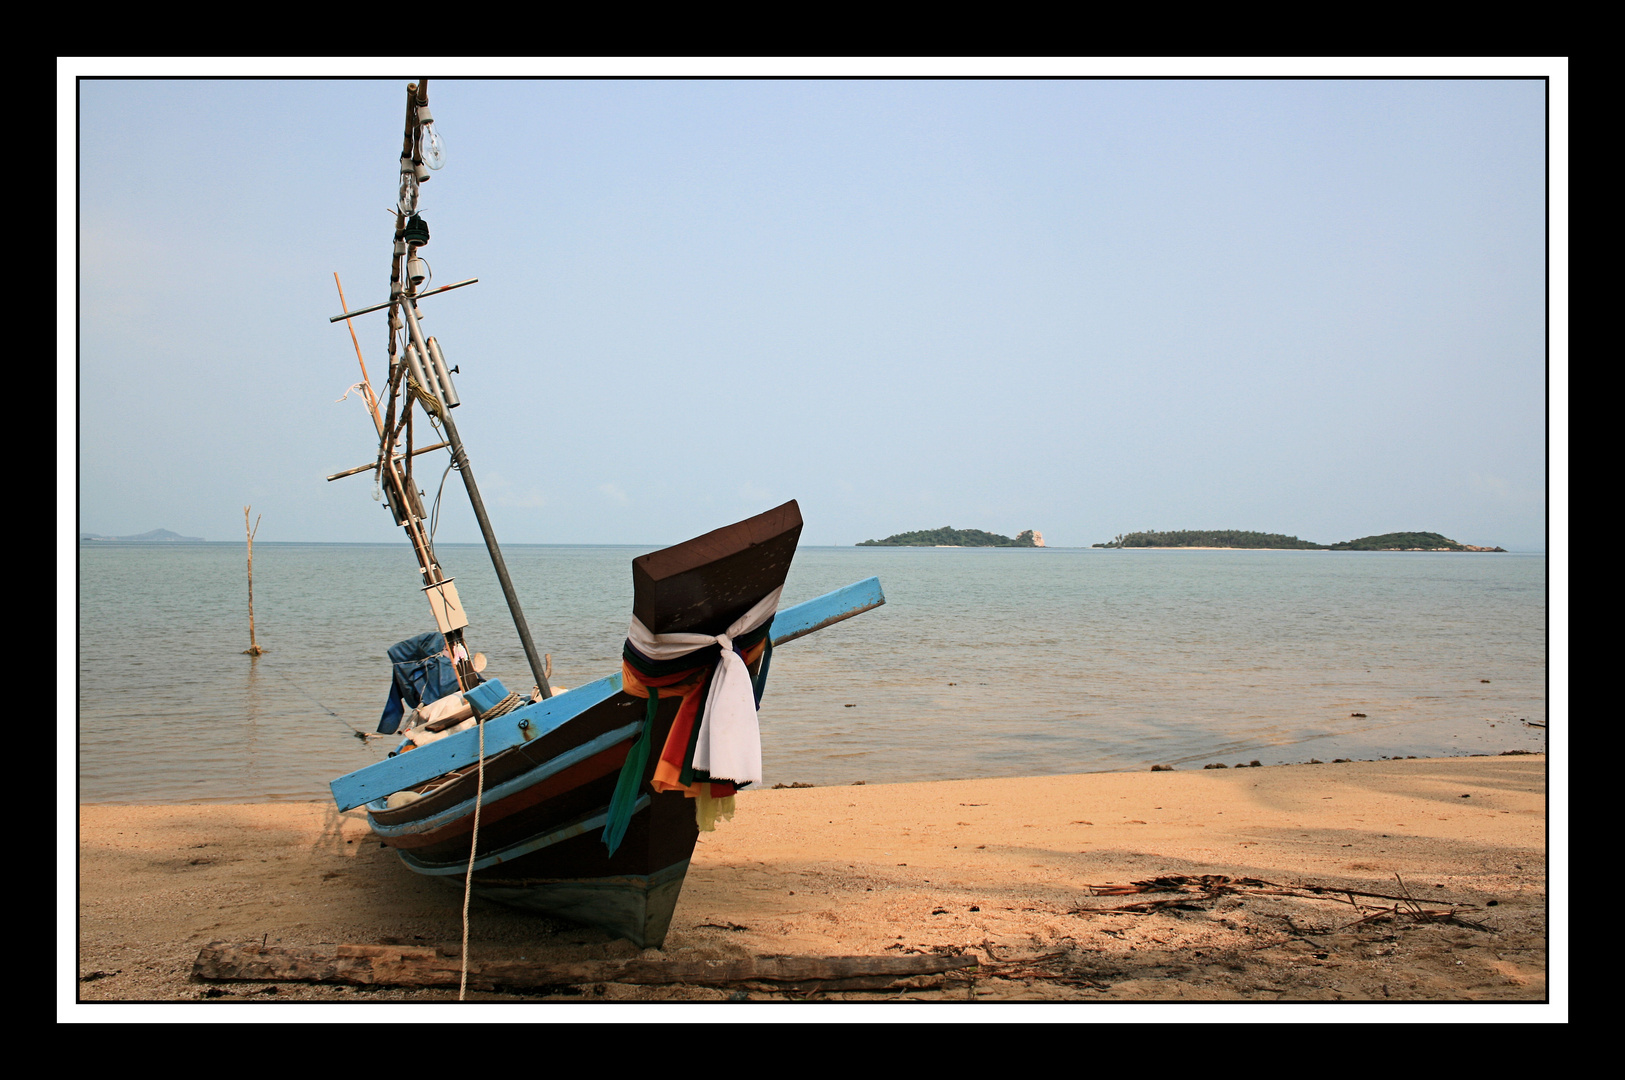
[255,658,381,740]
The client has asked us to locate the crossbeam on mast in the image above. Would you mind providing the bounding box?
[329,278,479,323]
[326,441,450,482]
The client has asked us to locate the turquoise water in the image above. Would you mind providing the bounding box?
[76,542,1547,804]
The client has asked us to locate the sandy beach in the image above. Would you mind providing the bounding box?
[70,755,1554,1011]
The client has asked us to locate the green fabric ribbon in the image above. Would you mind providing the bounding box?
[601,619,777,855]
[602,688,656,857]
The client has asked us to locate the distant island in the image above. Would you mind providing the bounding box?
[80,529,205,543]
[858,527,1044,547]
[1092,530,1504,552]
[1326,532,1505,552]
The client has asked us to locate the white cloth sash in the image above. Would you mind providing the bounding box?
[625,586,781,786]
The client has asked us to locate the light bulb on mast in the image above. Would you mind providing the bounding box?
[397,155,418,216]
[418,106,447,170]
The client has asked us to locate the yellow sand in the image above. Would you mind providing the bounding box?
[69,755,1557,1012]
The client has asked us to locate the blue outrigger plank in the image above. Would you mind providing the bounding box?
[766,575,885,646]
[329,576,885,812]
[330,675,623,812]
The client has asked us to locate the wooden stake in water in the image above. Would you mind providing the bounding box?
[243,506,265,657]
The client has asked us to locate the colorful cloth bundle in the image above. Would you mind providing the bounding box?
[602,588,780,855]
[623,626,773,797]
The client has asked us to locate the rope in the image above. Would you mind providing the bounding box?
[428,455,456,545]
[256,659,380,741]
[456,687,519,995]
[477,692,524,719]
[406,374,444,419]
[459,714,485,1001]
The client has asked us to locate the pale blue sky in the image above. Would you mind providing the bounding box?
[68,67,1559,550]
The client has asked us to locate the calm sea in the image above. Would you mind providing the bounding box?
[75,542,1548,804]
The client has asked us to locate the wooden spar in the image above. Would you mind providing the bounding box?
[326,441,449,482]
[333,273,383,437]
[329,577,886,811]
[327,278,478,323]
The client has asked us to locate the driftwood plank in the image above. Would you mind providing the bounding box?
[193,942,975,992]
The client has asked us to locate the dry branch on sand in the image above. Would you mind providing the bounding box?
[1071,872,1487,930]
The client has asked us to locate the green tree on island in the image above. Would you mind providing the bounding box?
[1090,529,1503,551]
[1326,532,1501,551]
[1092,530,1324,549]
[858,527,1038,547]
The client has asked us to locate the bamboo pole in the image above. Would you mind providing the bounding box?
[334,272,384,437]
[243,507,264,657]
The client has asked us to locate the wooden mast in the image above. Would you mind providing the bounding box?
[335,79,552,700]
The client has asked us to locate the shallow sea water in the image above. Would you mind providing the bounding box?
[75,543,1547,804]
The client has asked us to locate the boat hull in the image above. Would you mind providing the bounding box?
[368,690,701,948]
[361,503,808,948]
[466,860,690,950]
[343,572,888,947]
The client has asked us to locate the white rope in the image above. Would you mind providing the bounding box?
[459,715,485,1000]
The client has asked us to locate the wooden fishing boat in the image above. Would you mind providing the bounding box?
[324,81,883,948]
[331,507,884,948]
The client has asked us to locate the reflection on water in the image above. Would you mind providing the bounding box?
[77,543,1547,804]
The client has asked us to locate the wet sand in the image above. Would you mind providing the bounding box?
[68,755,1557,1014]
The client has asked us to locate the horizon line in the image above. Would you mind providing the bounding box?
[75,538,1549,553]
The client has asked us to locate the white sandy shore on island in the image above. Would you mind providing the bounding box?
[68,755,1557,1013]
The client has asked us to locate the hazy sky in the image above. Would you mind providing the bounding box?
[67,63,1562,550]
